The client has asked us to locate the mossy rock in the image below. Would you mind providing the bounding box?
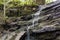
[6,5,39,17]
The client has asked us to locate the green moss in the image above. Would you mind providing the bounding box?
[6,5,39,17]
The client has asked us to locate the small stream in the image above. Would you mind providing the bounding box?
[26,5,42,40]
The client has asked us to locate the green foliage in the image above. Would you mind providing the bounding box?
[7,0,37,6]
[20,0,36,6]
[0,0,38,17]
[0,0,3,4]
[45,0,55,4]
[0,0,37,8]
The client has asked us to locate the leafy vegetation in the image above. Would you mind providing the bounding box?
[4,0,38,17]
[45,0,57,4]
[0,0,3,4]
[5,0,37,6]
[0,0,56,17]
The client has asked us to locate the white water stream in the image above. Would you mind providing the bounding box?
[26,5,42,40]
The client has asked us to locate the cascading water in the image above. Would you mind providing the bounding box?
[26,5,42,40]
[27,26,30,40]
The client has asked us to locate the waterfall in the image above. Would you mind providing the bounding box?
[32,5,42,27]
[27,26,30,40]
[26,5,42,40]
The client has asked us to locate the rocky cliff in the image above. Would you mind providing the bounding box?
[0,1,60,40]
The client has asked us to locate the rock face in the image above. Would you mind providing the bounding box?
[19,1,60,40]
[3,1,60,31]
[20,30,60,40]
[0,1,60,40]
